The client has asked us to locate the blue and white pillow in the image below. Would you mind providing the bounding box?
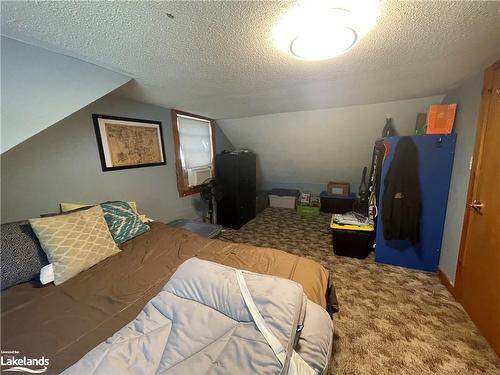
[100,201,150,245]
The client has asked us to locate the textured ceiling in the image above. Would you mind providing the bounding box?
[2,1,500,119]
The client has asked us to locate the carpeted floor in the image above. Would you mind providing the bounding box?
[222,207,500,375]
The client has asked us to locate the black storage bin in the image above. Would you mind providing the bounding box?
[331,228,374,259]
[320,192,356,213]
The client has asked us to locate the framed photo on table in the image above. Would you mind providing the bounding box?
[92,114,166,171]
[300,191,311,205]
[327,181,350,196]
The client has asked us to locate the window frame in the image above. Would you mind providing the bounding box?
[171,109,216,197]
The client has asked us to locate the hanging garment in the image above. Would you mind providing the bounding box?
[382,136,421,244]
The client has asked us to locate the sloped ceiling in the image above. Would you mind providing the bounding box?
[1,1,500,120]
[1,37,130,153]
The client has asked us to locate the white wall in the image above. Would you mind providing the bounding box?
[218,96,443,193]
[439,72,483,284]
[1,37,131,153]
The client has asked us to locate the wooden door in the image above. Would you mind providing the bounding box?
[456,61,500,355]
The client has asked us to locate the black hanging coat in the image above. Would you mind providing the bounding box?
[382,137,421,244]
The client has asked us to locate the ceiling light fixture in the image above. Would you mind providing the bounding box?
[273,0,379,61]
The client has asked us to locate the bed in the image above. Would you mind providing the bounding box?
[1,222,337,374]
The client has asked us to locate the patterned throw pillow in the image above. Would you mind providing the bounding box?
[100,201,150,245]
[29,205,121,285]
[0,221,49,290]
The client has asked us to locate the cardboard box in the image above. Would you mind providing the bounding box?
[427,104,457,134]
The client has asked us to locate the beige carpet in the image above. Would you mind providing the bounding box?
[222,207,500,375]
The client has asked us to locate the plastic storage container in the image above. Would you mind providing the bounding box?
[296,204,320,216]
[268,189,299,209]
[269,195,297,208]
[330,219,374,259]
[168,219,222,239]
[319,191,356,213]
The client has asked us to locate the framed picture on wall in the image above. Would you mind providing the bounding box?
[92,114,166,171]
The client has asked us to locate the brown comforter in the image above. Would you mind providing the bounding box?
[1,223,336,374]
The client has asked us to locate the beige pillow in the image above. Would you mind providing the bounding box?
[60,201,148,222]
[60,201,138,213]
[29,205,120,285]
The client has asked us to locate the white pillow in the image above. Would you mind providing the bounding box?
[40,264,54,285]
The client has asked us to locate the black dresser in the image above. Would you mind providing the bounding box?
[216,152,256,229]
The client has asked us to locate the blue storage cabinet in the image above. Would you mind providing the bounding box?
[375,134,456,272]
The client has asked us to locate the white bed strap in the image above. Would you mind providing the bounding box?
[235,270,316,375]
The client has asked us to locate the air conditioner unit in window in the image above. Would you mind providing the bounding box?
[187,166,212,187]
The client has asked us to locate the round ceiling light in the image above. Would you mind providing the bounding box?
[289,9,358,60]
[273,0,379,61]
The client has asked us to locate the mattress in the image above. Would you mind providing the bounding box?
[1,222,336,374]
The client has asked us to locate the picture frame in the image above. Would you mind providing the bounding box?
[327,181,350,196]
[92,114,166,171]
[300,191,312,205]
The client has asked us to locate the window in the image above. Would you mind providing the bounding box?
[171,110,215,197]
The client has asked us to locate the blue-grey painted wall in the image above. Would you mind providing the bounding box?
[1,36,131,153]
[218,96,444,194]
[1,94,232,223]
[214,122,234,153]
[439,72,483,284]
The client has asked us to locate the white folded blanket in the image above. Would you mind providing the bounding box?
[63,258,333,374]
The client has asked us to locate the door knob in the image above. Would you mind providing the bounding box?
[468,200,484,212]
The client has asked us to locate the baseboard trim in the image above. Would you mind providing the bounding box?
[438,267,457,299]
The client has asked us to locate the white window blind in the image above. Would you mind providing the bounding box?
[177,115,213,169]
